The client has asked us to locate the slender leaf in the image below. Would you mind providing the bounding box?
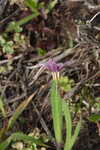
[63,101,72,150]
[63,100,81,150]
[25,0,38,11]
[0,135,11,150]
[70,120,81,149]
[0,97,6,117]
[0,132,47,150]
[47,0,57,12]
[0,127,7,140]
[7,93,35,130]
[6,13,39,32]
[50,80,63,145]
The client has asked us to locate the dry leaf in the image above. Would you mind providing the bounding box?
[10,0,24,6]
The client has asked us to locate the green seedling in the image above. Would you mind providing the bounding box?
[0,36,14,54]
[6,0,57,33]
[6,0,43,33]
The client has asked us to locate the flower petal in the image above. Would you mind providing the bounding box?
[41,59,63,72]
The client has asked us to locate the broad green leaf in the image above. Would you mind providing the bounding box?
[50,80,63,145]
[63,101,72,150]
[7,93,35,130]
[0,132,47,150]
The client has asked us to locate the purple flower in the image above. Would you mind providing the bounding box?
[41,59,63,72]
[40,59,63,80]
